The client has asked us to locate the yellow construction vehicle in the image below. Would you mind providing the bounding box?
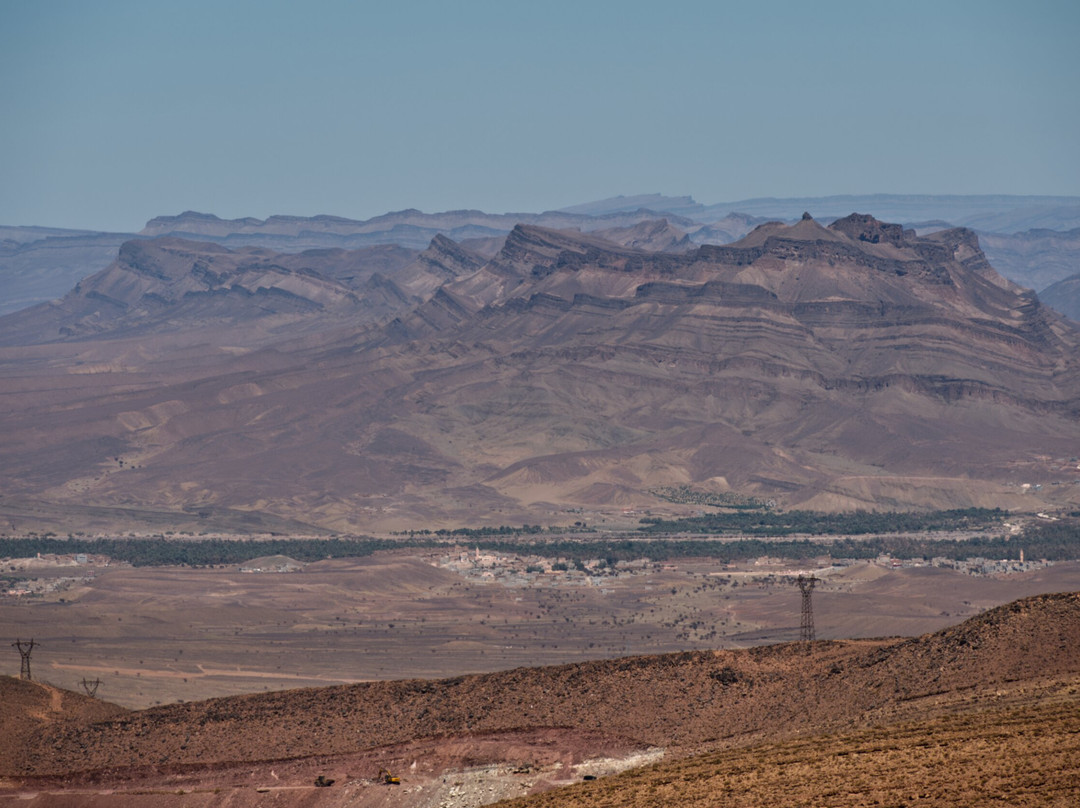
[378,768,401,785]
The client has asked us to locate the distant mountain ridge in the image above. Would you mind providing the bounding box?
[5,193,1079,318]
[554,192,1080,232]
[558,193,705,217]
[694,193,1080,232]
[0,234,494,346]
[976,226,1080,298]
[1041,271,1080,321]
[0,230,138,316]
[138,207,706,249]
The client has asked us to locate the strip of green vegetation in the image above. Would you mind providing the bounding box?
[475,527,1078,564]
[1,512,1076,567]
[0,537,410,567]
[637,507,1006,536]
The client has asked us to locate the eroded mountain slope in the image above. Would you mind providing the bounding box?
[0,215,1077,529]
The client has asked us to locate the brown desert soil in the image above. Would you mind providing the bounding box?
[7,552,1077,711]
[1,592,1079,806]
[500,683,1080,808]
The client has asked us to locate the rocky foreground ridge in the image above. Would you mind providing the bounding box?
[2,592,1078,805]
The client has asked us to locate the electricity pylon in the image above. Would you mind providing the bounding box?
[796,576,818,647]
[12,638,36,680]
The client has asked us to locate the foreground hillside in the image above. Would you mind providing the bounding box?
[1,592,1078,806]
[506,690,1080,808]
[0,677,124,775]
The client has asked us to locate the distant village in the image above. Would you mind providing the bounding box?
[1,544,1057,600]
[430,546,1053,590]
[1,552,114,598]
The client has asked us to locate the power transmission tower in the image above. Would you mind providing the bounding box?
[81,678,102,698]
[796,576,818,648]
[12,638,36,680]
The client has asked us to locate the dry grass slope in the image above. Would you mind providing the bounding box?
[501,687,1080,807]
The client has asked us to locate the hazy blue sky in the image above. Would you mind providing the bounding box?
[2,0,1078,231]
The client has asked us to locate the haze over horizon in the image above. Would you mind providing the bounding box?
[1,0,1078,232]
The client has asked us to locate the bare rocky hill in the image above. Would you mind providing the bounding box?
[0,677,124,773]
[2,592,1078,805]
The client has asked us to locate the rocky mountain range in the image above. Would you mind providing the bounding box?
[0,236,468,346]
[0,211,1077,533]
[5,194,1079,318]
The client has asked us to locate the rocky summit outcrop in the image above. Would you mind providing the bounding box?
[0,214,1077,529]
[829,211,910,246]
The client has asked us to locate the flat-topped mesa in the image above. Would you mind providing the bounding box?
[140,211,264,238]
[115,237,243,283]
[695,212,978,287]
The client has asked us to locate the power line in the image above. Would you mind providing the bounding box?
[796,575,818,649]
[12,638,37,681]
